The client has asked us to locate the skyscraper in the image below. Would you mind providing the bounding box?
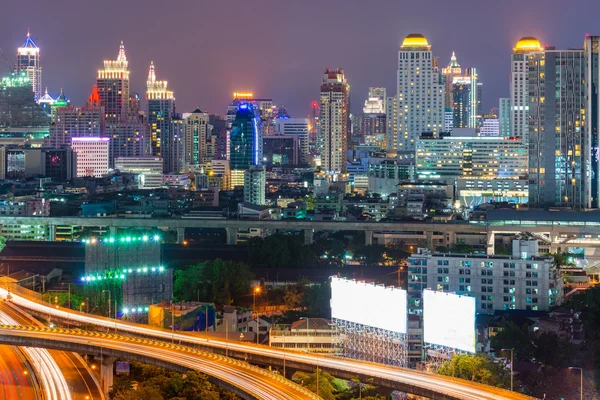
[97,42,148,165]
[388,34,444,152]
[528,37,600,210]
[499,98,512,137]
[319,68,350,172]
[230,103,262,170]
[442,51,461,110]
[17,31,42,100]
[146,61,175,172]
[184,109,211,169]
[511,37,544,143]
[452,68,482,129]
[585,35,600,208]
[244,166,266,205]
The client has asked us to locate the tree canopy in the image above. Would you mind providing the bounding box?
[437,354,511,388]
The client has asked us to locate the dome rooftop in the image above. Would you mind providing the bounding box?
[401,34,430,50]
[514,37,543,52]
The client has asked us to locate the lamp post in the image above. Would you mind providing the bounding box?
[568,367,583,400]
[101,290,111,319]
[79,302,85,313]
[253,286,261,345]
[501,348,514,391]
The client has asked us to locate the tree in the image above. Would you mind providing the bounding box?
[533,332,572,368]
[302,282,331,318]
[293,369,337,400]
[283,285,303,309]
[490,320,536,361]
[548,252,575,269]
[437,354,511,388]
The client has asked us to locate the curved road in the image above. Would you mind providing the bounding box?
[0,343,38,400]
[0,325,319,400]
[0,302,103,400]
[0,287,537,400]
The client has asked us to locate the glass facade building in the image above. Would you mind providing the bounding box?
[230,103,262,170]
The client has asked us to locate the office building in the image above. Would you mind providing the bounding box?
[407,239,563,314]
[168,114,185,173]
[0,146,75,181]
[97,42,148,165]
[319,68,350,172]
[499,98,511,137]
[16,31,42,100]
[146,61,175,172]
[586,35,600,208]
[71,137,110,178]
[46,86,105,148]
[452,68,482,129]
[184,109,211,169]
[388,34,444,152]
[511,37,544,143]
[244,166,266,205]
[275,118,310,163]
[479,114,499,136]
[114,156,163,189]
[227,93,274,135]
[442,51,462,110]
[262,136,299,165]
[362,88,387,148]
[230,103,262,170]
[444,108,453,132]
[416,130,527,184]
[0,70,50,139]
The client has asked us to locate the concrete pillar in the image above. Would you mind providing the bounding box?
[304,229,314,245]
[101,356,116,396]
[226,228,238,245]
[426,230,433,249]
[176,227,185,244]
[365,230,373,246]
[447,231,457,247]
[47,225,56,241]
[109,226,117,237]
[487,231,496,255]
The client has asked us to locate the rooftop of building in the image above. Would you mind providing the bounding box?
[514,37,543,53]
[291,318,333,330]
[401,33,430,50]
[410,249,553,262]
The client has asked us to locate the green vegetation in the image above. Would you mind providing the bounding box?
[109,362,239,400]
[292,370,386,400]
[437,354,511,389]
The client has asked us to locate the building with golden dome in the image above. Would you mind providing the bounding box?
[386,34,444,152]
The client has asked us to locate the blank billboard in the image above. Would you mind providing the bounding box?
[423,289,476,353]
[330,277,407,334]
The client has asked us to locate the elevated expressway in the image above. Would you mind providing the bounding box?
[1,288,537,400]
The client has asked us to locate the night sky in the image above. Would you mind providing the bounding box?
[1,0,599,117]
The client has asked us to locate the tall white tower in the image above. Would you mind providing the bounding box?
[17,30,42,100]
[388,34,444,152]
[510,37,543,144]
[319,68,350,173]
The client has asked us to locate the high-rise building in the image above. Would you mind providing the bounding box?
[146,61,175,172]
[71,137,110,178]
[17,31,42,100]
[479,114,500,136]
[244,166,266,205]
[511,37,544,143]
[115,156,163,189]
[97,42,148,165]
[388,34,444,152]
[46,86,105,148]
[275,118,310,163]
[227,93,274,136]
[230,103,262,170]
[444,108,453,132]
[499,98,511,137]
[0,70,50,139]
[452,68,482,129]
[442,51,461,110]
[184,109,211,169]
[528,38,600,210]
[168,114,185,173]
[319,68,350,172]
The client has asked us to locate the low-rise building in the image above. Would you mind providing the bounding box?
[269,318,336,354]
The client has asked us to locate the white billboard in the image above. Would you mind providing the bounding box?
[423,289,476,353]
[330,277,407,334]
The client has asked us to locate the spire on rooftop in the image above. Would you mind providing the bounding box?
[148,61,156,83]
[449,51,460,68]
[117,41,127,63]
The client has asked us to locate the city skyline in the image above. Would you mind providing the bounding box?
[2,0,599,116]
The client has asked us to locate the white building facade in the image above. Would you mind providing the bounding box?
[71,137,109,178]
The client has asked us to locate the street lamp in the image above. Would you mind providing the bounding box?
[253,286,261,345]
[101,290,111,319]
[501,348,514,392]
[568,366,583,400]
[79,302,85,313]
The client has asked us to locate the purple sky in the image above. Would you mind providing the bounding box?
[1,0,599,117]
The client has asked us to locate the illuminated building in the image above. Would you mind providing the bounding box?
[319,68,350,172]
[275,118,309,163]
[244,166,266,205]
[442,51,461,110]
[0,147,75,181]
[511,37,544,143]
[0,70,50,139]
[168,114,185,173]
[96,42,149,165]
[444,108,453,132]
[452,68,482,129]
[499,98,511,137]
[114,157,163,189]
[479,114,499,136]
[46,86,104,148]
[230,103,262,170]
[17,31,42,100]
[528,37,600,210]
[146,61,175,172]
[388,34,444,152]
[38,88,55,116]
[71,137,110,178]
[227,93,274,135]
[184,109,211,168]
[262,135,299,165]
[362,88,386,147]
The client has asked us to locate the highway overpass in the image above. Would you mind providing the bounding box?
[1,288,537,400]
